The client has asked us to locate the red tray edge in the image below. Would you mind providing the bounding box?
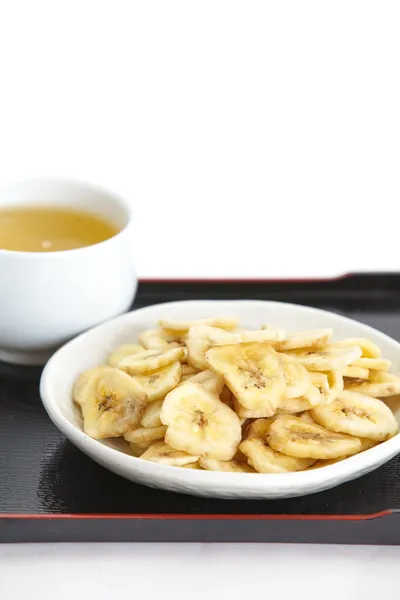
[0,510,391,521]
[138,275,350,284]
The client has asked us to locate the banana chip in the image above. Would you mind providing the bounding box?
[278,395,317,414]
[183,461,202,469]
[140,441,200,466]
[125,425,167,446]
[140,398,164,428]
[185,325,222,370]
[285,346,362,372]
[232,396,271,419]
[333,338,381,358]
[308,370,343,404]
[139,329,171,349]
[76,367,148,439]
[73,366,107,406]
[181,369,224,396]
[343,365,369,379]
[352,357,391,371]
[267,415,362,459]
[325,370,344,401]
[311,391,398,441]
[160,382,242,460]
[345,371,400,398]
[134,362,181,401]
[159,317,238,333]
[276,329,333,352]
[206,343,285,414]
[206,328,285,346]
[108,344,144,368]
[240,418,314,473]
[310,438,378,469]
[244,417,274,439]
[199,457,256,473]
[278,353,311,399]
[118,347,184,375]
[181,364,198,379]
[299,411,316,424]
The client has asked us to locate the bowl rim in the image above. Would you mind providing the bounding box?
[39,299,400,495]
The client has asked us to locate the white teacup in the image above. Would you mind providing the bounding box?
[0,178,137,365]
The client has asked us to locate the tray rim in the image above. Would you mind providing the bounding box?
[138,275,351,283]
[0,511,391,521]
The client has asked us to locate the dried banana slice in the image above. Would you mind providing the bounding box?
[124,425,167,446]
[309,372,330,395]
[232,396,271,419]
[278,395,317,414]
[275,329,333,352]
[160,381,241,460]
[284,345,362,372]
[240,439,315,473]
[267,415,362,459]
[199,457,255,473]
[206,343,285,414]
[325,370,344,401]
[134,362,181,401]
[140,441,200,466]
[76,367,148,439]
[244,417,274,439]
[308,370,343,403]
[181,364,198,380]
[183,461,202,469]
[239,418,314,473]
[343,365,369,379]
[139,329,171,349]
[140,398,164,428]
[181,369,224,396]
[278,353,311,399]
[206,328,285,346]
[118,347,184,375]
[73,366,108,406]
[187,325,284,369]
[186,325,227,370]
[310,438,378,468]
[311,390,399,441]
[333,338,381,358]
[352,357,391,371]
[299,411,316,424]
[159,317,238,332]
[345,371,400,398]
[108,344,144,368]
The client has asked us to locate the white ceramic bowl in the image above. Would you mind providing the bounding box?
[40,300,400,499]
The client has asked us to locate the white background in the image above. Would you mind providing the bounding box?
[1,1,400,597]
[1,0,400,278]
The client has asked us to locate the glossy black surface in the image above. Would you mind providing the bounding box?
[2,275,400,517]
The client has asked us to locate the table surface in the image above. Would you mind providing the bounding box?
[1,543,400,598]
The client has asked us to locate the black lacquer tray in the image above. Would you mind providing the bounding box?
[2,275,400,544]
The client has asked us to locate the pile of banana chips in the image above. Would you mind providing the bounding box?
[73,318,399,473]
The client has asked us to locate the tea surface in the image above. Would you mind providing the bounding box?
[0,206,119,252]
